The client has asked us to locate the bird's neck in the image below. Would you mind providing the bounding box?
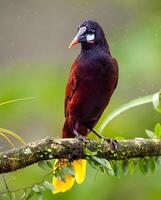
[81,40,111,55]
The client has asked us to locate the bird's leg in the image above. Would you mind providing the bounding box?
[89,128,118,150]
[73,129,86,142]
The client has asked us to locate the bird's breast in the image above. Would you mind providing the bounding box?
[76,55,116,86]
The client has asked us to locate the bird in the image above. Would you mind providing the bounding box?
[52,19,119,193]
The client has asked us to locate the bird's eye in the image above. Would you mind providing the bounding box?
[88,28,95,33]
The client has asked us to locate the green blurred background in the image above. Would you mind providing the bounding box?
[0,0,161,199]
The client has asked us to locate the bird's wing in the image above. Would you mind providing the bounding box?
[64,62,77,117]
[111,57,119,90]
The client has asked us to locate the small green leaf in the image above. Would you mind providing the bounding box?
[145,129,156,139]
[87,156,117,175]
[99,165,105,173]
[21,189,35,200]
[36,192,43,200]
[92,157,108,168]
[54,169,66,182]
[10,193,16,200]
[43,181,54,191]
[20,190,27,200]
[39,186,46,192]
[87,157,97,169]
[32,184,40,193]
[23,190,35,200]
[122,160,129,176]
[114,136,125,140]
[106,160,115,176]
[148,157,155,173]
[87,156,111,173]
[46,161,53,169]
[139,158,148,175]
[156,156,161,165]
[84,148,97,156]
[154,123,161,138]
[110,161,121,177]
[128,160,136,175]
[152,91,161,113]
[38,161,49,171]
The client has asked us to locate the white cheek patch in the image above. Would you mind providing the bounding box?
[86,34,95,43]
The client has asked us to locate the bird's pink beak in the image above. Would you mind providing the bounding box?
[69,26,87,48]
[69,37,79,48]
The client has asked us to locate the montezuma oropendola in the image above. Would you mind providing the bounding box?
[53,19,119,193]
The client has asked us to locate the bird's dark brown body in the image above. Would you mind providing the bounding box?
[53,20,118,193]
[62,20,119,138]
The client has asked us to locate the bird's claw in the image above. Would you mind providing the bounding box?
[103,138,118,150]
[89,128,118,150]
[73,129,86,142]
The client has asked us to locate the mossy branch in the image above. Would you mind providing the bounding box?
[0,137,161,174]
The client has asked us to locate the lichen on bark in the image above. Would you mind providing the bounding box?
[0,137,161,174]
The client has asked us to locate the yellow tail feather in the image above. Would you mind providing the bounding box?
[73,159,86,184]
[52,159,86,194]
[52,173,75,194]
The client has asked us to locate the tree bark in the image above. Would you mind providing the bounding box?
[0,137,161,174]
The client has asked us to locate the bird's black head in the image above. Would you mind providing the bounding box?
[69,19,109,52]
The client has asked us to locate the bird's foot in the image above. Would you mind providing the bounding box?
[103,138,118,150]
[89,128,118,150]
[73,129,86,142]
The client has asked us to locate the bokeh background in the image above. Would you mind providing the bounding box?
[0,0,161,199]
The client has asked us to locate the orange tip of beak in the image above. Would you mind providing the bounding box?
[69,37,79,48]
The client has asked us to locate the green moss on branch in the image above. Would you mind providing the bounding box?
[0,137,161,174]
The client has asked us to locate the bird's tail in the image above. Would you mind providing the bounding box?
[52,159,86,194]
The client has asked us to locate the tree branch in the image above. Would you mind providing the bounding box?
[0,137,161,174]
